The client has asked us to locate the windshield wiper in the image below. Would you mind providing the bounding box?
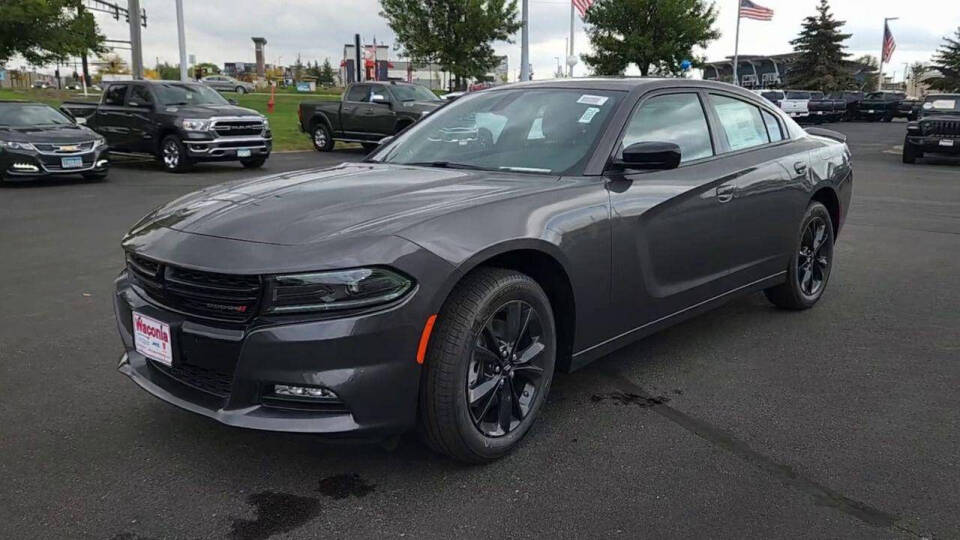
[403,161,490,171]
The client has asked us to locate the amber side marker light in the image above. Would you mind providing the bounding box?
[416,314,438,364]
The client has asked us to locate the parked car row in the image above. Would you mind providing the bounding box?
[755,89,919,123]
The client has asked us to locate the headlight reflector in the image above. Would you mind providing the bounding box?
[265,268,413,314]
[0,140,36,151]
[181,118,211,131]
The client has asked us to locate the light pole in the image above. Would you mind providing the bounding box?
[176,0,188,81]
[877,17,898,91]
[127,0,143,79]
[520,0,529,81]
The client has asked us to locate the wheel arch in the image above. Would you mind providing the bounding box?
[309,112,333,132]
[429,240,578,372]
[811,186,840,236]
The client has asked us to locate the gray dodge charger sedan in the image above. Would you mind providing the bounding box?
[115,78,852,462]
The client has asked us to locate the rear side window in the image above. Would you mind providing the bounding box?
[710,94,770,151]
[345,85,370,102]
[761,110,784,142]
[104,85,128,106]
[621,93,713,163]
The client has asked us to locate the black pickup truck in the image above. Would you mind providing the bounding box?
[858,91,906,122]
[62,80,271,172]
[903,94,960,164]
[299,81,443,152]
[807,91,846,123]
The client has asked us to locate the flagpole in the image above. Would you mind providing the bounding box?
[879,17,898,91]
[733,1,741,86]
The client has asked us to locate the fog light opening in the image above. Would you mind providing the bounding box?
[96,159,109,167]
[12,162,39,172]
[273,384,338,400]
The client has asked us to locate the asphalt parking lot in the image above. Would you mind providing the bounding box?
[1,123,958,539]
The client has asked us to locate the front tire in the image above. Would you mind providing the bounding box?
[235,86,246,95]
[160,135,193,173]
[764,202,834,310]
[311,122,334,152]
[418,268,556,463]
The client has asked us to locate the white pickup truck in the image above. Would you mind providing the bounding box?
[753,90,811,120]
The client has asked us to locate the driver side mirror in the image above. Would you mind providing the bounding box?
[611,141,682,171]
[371,94,391,107]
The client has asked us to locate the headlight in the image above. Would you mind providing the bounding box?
[92,137,106,149]
[181,119,211,131]
[0,140,36,151]
[262,118,270,130]
[264,268,413,314]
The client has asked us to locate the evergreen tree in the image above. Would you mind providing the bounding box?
[379,0,521,89]
[787,0,852,91]
[318,59,336,87]
[581,0,719,76]
[929,26,960,92]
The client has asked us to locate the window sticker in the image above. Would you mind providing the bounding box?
[577,94,609,106]
[579,107,600,123]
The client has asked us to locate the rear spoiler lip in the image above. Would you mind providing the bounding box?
[804,126,847,143]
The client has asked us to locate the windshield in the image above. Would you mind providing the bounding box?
[786,91,810,100]
[155,83,229,106]
[390,84,440,102]
[374,88,623,174]
[0,104,73,126]
[923,96,960,112]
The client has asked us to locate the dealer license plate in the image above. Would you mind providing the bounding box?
[61,156,83,168]
[133,313,173,366]
[237,149,252,157]
[940,139,955,147]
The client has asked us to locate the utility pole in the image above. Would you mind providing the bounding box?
[128,0,143,79]
[520,0,529,81]
[176,0,188,81]
[568,2,574,77]
[732,5,742,85]
[77,4,90,86]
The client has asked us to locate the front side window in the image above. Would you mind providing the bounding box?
[621,93,713,163]
[129,86,153,106]
[375,89,622,174]
[345,85,370,102]
[390,84,440,102]
[104,85,128,106]
[711,94,770,151]
[368,85,388,102]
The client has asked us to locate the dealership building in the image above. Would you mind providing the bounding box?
[702,53,876,88]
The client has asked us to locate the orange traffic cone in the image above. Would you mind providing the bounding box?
[267,83,275,114]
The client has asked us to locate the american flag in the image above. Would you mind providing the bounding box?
[739,0,773,21]
[882,22,896,63]
[573,0,594,19]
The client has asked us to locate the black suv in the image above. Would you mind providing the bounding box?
[903,94,960,164]
[62,81,271,173]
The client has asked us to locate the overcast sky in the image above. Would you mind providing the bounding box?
[84,0,959,83]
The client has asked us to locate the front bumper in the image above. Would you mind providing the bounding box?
[1,146,109,178]
[906,135,960,155]
[114,271,424,438]
[181,130,273,162]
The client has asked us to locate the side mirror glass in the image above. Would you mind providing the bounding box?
[612,141,682,171]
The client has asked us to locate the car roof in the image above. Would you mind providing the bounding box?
[485,77,778,101]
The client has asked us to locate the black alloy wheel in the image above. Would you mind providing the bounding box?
[419,268,556,463]
[312,122,334,152]
[467,300,548,438]
[160,135,192,173]
[764,201,834,310]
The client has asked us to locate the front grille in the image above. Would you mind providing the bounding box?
[213,120,264,137]
[37,152,94,169]
[34,141,95,153]
[150,359,234,397]
[923,120,960,136]
[126,253,262,322]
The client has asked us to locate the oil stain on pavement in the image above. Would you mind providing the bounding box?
[229,491,321,540]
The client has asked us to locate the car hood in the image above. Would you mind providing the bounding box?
[126,163,564,246]
[0,123,99,143]
[158,104,261,118]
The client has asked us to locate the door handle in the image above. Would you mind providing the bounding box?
[716,184,735,203]
[794,162,808,176]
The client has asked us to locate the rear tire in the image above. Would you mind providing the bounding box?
[159,135,193,173]
[418,268,556,463]
[311,122,334,152]
[764,202,834,310]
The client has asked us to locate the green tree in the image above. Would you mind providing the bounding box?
[380,0,521,89]
[155,62,181,80]
[580,0,719,76]
[787,0,852,91]
[853,54,879,91]
[98,53,129,75]
[0,0,106,65]
[929,26,960,92]
[318,58,336,86]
